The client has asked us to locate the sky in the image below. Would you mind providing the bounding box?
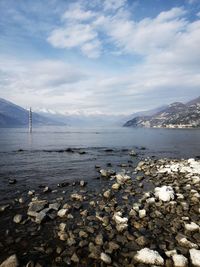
[0,0,200,115]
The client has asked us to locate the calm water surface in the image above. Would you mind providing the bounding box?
[0,126,199,202]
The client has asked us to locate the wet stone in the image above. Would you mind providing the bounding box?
[13,214,23,224]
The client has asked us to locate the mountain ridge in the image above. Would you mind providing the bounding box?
[124,96,200,128]
[0,98,65,127]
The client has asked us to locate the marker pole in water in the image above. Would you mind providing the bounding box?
[29,107,32,133]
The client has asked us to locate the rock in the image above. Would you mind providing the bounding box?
[43,186,51,193]
[190,249,200,267]
[57,209,68,218]
[146,197,155,204]
[116,173,131,185]
[112,183,120,190]
[80,180,86,187]
[113,212,128,232]
[192,176,200,184]
[129,150,137,156]
[0,254,19,267]
[18,197,25,204]
[136,175,144,181]
[100,169,110,177]
[26,261,34,267]
[155,186,174,202]
[176,234,198,249]
[28,200,48,214]
[165,250,177,257]
[71,253,79,263]
[13,214,23,224]
[139,209,146,218]
[134,248,164,265]
[8,179,17,184]
[79,230,88,238]
[35,211,46,224]
[172,254,188,267]
[0,204,10,212]
[28,190,35,196]
[185,222,199,232]
[100,252,112,264]
[95,234,103,246]
[71,193,83,201]
[59,223,67,232]
[103,190,111,198]
[89,243,101,259]
[49,203,61,211]
[107,241,119,253]
[136,236,149,246]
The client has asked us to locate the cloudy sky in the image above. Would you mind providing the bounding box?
[0,0,200,115]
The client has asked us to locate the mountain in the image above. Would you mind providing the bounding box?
[0,98,65,127]
[37,109,127,127]
[124,96,200,128]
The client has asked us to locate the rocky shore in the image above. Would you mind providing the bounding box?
[0,151,200,267]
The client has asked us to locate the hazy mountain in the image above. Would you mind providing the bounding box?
[124,96,200,128]
[0,98,65,127]
[37,109,127,127]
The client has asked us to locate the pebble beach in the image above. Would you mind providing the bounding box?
[0,150,200,267]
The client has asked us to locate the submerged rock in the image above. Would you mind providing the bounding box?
[0,204,10,212]
[13,214,23,224]
[112,183,120,190]
[71,193,83,201]
[115,173,131,185]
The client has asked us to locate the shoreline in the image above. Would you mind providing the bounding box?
[0,153,200,266]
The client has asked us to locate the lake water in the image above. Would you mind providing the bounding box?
[0,126,200,202]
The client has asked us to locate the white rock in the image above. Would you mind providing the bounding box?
[13,214,23,224]
[192,176,200,184]
[59,223,67,232]
[132,203,140,211]
[134,248,164,265]
[139,209,146,218]
[154,186,174,202]
[146,197,155,204]
[113,212,128,232]
[57,209,68,218]
[112,183,120,190]
[189,249,200,267]
[0,254,19,267]
[172,254,188,267]
[100,252,111,264]
[165,250,177,257]
[185,222,199,232]
[115,173,131,185]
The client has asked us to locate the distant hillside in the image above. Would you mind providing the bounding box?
[124,96,200,128]
[0,98,65,127]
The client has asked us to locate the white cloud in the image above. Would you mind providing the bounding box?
[47,5,190,59]
[1,1,200,114]
[62,4,96,21]
[48,23,98,49]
